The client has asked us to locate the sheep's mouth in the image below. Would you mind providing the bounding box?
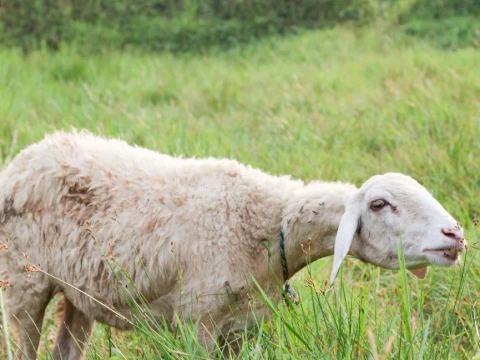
[423,247,460,262]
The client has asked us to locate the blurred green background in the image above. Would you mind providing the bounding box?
[1,0,479,52]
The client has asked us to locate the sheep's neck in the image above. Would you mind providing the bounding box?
[265,183,358,284]
[281,221,338,280]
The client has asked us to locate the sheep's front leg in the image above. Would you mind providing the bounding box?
[219,332,244,359]
[52,297,94,360]
[196,323,244,358]
[195,321,221,355]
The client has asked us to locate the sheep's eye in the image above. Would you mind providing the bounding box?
[370,199,386,211]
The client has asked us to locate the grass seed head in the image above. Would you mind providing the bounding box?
[0,279,11,290]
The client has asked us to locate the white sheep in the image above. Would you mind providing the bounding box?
[0,131,466,359]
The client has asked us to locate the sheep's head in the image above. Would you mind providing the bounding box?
[330,173,465,284]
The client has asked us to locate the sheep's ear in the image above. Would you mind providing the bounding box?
[329,199,361,285]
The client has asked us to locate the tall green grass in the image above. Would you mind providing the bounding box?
[0,25,479,358]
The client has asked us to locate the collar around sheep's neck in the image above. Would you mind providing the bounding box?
[279,228,299,304]
[279,228,289,281]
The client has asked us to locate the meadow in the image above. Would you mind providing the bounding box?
[0,23,479,359]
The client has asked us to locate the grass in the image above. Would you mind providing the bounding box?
[0,24,479,359]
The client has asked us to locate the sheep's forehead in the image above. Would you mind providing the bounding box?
[362,173,441,209]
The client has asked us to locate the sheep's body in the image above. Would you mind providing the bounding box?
[0,131,465,359]
[0,132,317,357]
[0,133,296,318]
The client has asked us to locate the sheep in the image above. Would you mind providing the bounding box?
[0,130,466,359]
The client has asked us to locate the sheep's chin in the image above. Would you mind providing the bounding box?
[408,268,428,279]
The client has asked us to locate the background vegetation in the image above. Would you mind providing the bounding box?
[0,0,479,358]
[0,0,479,52]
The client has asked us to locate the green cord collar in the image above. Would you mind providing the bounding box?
[279,228,299,305]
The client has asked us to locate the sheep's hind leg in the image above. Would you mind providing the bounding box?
[9,289,52,360]
[52,297,94,360]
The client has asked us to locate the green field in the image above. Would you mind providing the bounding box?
[0,24,479,359]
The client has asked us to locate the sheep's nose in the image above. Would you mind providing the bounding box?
[442,227,464,242]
